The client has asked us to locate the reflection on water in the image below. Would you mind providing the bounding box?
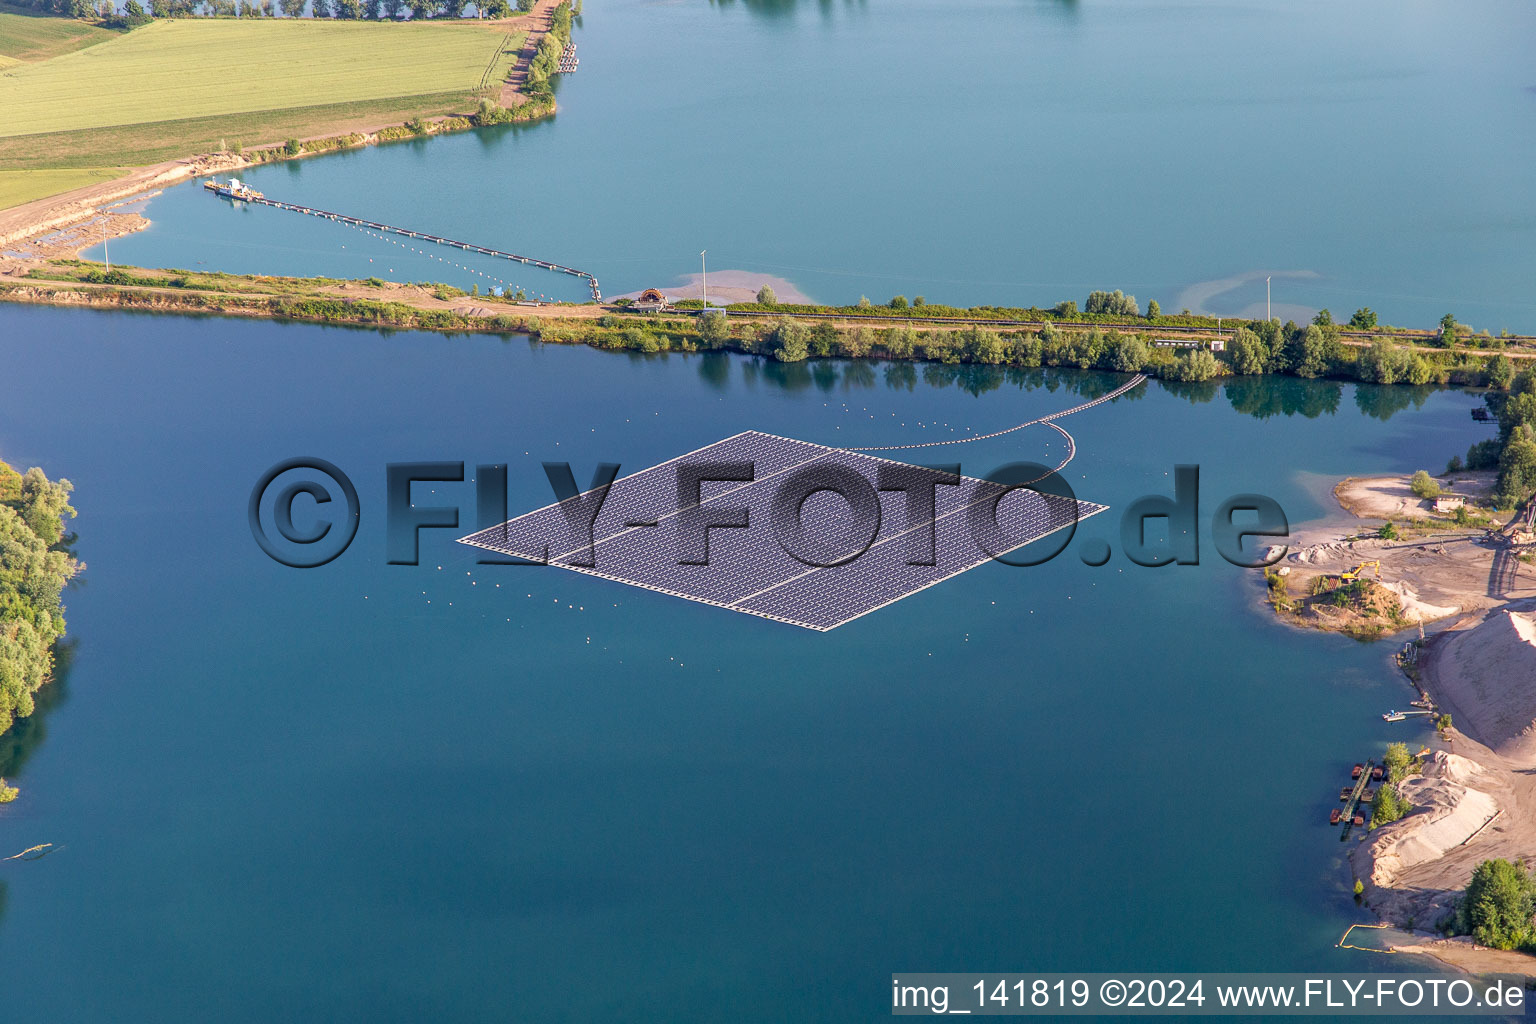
[0,639,74,785]
[690,353,1443,426]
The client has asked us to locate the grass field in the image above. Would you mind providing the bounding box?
[0,18,511,139]
[0,90,486,169]
[0,166,130,209]
[0,5,122,65]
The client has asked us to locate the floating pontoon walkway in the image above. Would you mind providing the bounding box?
[1339,760,1375,842]
[209,185,600,300]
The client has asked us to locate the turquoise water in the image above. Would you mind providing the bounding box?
[8,0,1533,1017]
[0,302,1495,1021]
[94,0,1536,330]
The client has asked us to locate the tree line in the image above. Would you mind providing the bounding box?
[0,461,78,781]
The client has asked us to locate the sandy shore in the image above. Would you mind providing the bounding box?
[1285,473,1536,975]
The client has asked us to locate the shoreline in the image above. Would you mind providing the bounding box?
[1279,474,1536,976]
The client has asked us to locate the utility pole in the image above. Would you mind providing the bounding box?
[103,218,109,273]
[700,250,707,309]
[1266,275,1272,322]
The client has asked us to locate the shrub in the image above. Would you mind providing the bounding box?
[756,284,777,306]
[1410,470,1440,499]
[1488,354,1515,390]
[0,779,17,803]
[1378,521,1399,540]
[1348,307,1378,329]
[771,317,808,362]
[1458,859,1536,951]
[1369,782,1412,829]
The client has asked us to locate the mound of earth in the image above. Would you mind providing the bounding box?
[1432,610,1536,765]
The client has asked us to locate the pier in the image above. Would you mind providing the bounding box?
[1336,760,1378,842]
[203,180,600,300]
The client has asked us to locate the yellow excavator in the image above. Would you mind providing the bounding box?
[1338,560,1380,582]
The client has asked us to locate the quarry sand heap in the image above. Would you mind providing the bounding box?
[1435,609,1536,765]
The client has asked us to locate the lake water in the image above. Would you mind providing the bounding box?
[92,0,1536,331]
[0,303,1495,1021]
[5,0,1530,1019]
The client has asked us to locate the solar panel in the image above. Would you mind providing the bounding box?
[458,430,1107,630]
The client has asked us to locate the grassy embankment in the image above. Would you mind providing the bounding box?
[9,260,1536,387]
[0,15,532,209]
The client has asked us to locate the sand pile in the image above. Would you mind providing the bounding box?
[1434,610,1536,765]
[1370,753,1499,886]
[1379,580,1458,622]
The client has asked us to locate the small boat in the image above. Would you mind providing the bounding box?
[1339,788,1353,802]
[1330,808,1343,825]
[1351,763,1364,779]
[1353,815,1365,827]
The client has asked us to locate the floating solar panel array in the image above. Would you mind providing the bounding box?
[459,430,1107,630]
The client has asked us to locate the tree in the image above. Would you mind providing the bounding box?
[480,0,508,14]
[1488,354,1515,390]
[1085,289,1139,316]
[1496,425,1536,510]
[841,326,873,358]
[889,295,908,310]
[1053,300,1078,318]
[436,0,464,15]
[1348,307,1378,330]
[884,325,917,359]
[1313,308,1334,326]
[1439,313,1459,347]
[698,310,729,347]
[1164,348,1219,382]
[1146,299,1160,320]
[1369,781,1412,829]
[1410,470,1440,499]
[958,326,1004,364]
[409,0,433,16]
[808,321,838,358]
[1106,333,1148,373]
[1358,338,1413,384]
[333,0,362,16]
[771,318,808,362]
[1459,859,1536,951]
[277,0,303,14]
[1289,324,1338,379]
[1382,741,1415,783]
[755,284,777,306]
[912,296,925,307]
[1228,327,1267,375]
[516,0,533,10]
[124,0,146,16]
[0,462,78,738]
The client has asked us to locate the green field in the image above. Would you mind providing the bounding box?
[0,5,122,65]
[0,166,130,208]
[0,18,509,139]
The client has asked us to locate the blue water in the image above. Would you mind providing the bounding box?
[0,301,1495,1021]
[9,0,1532,1017]
[93,0,1536,330]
